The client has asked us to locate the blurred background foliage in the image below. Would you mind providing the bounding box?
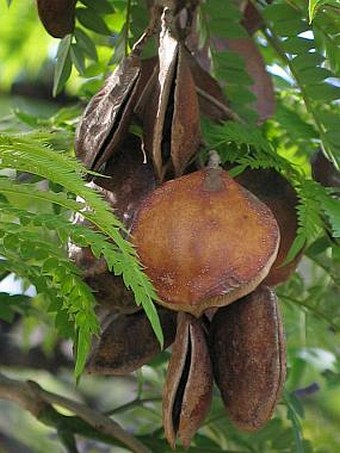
[0,0,340,452]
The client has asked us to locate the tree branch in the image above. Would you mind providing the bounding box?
[0,372,150,453]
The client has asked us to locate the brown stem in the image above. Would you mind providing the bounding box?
[195,86,245,123]
[0,372,150,453]
[105,397,162,416]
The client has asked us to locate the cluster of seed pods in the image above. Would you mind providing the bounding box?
[41,0,303,448]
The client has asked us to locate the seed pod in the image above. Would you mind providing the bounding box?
[311,149,340,188]
[75,54,153,171]
[85,272,140,314]
[87,308,177,375]
[37,0,76,38]
[234,167,300,286]
[131,168,280,316]
[183,48,229,122]
[75,54,140,171]
[171,45,201,178]
[210,285,286,431]
[69,238,140,314]
[93,134,157,228]
[241,1,264,36]
[142,9,201,180]
[163,312,213,448]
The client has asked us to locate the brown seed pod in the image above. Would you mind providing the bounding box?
[171,45,201,178]
[69,242,140,314]
[37,0,76,38]
[311,149,340,188]
[141,9,201,180]
[75,54,143,171]
[87,308,177,375]
[76,55,158,172]
[163,312,213,449]
[209,285,286,432]
[234,167,300,286]
[131,168,280,316]
[182,47,230,122]
[86,272,140,315]
[93,134,157,228]
[241,0,264,36]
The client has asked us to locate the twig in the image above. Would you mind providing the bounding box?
[195,86,245,123]
[207,150,221,169]
[105,396,162,416]
[0,372,150,453]
[278,294,340,333]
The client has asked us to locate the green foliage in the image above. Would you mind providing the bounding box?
[0,0,51,89]
[53,35,72,96]
[200,0,257,122]
[263,0,340,167]
[51,0,147,99]
[203,120,293,173]
[201,0,247,39]
[0,131,163,375]
[0,0,340,451]
[0,292,32,322]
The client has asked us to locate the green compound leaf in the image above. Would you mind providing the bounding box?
[0,132,164,375]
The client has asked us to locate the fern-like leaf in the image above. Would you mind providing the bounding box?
[0,131,164,374]
[263,0,340,167]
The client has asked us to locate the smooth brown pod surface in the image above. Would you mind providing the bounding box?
[210,285,286,431]
[132,168,280,316]
[235,168,300,286]
[87,308,177,375]
[37,0,76,38]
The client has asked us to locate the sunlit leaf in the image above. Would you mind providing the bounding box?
[70,43,86,74]
[53,34,72,97]
[74,27,98,61]
[309,0,330,23]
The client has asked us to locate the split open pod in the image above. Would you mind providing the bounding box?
[131,168,280,316]
[163,312,213,449]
